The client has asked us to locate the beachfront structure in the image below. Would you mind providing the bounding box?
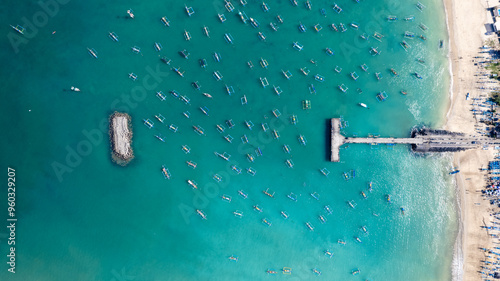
[330,118,500,162]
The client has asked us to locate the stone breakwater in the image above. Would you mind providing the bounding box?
[109,112,134,165]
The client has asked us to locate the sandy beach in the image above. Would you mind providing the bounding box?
[444,0,497,279]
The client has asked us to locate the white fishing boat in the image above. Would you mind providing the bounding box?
[272,130,280,139]
[258,32,266,41]
[283,144,291,154]
[87,48,98,58]
[246,153,255,162]
[203,26,210,37]
[387,15,398,22]
[338,84,348,93]
[309,84,316,94]
[218,13,227,23]
[262,218,272,227]
[224,33,234,44]
[130,46,143,55]
[213,52,221,62]
[305,0,312,10]
[224,134,233,143]
[333,3,342,13]
[155,134,165,142]
[282,69,293,79]
[184,30,191,41]
[226,119,235,128]
[196,209,207,220]
[186,161,197,169]
[129,73,137,81]
[245,120,254,130]
[225,0,235,12]
[185,5,195,16]
[143,119,154,128]
[199,106,209,116]
[310,192,320,200]
[237,10,248,24]
[320,168,330,176]
[213,70,223,81]
[351,72,359,80]
[305,222,314,231]
[298,135,307,145]
[262,2,270,12]
[249,17,260,28]
[260,77,269,88]
[273,85,282,96]
[193,125,205,135]
[281,211,289,219]
[247,167,256,176]
[156,91,166,100]
[216,124,225,133]
[154,42,162,51]
[270,22,278,31]
[161,16,170,26]
[238,190,248,199]
[314,74,325,82]
[126,9,134,19]
[223,84,234,95]
[293,41,303,51]
[272,108,281,118]
[108,32,119,42]
[358,103,368,108]
[10,24,25,34]
[161,165,171,179]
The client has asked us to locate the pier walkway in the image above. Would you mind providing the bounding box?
[330,118,500,162]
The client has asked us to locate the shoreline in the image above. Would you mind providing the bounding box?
[109,112,134,166]
[443,0,495,280]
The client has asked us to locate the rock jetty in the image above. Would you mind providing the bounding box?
[109,112,134,165]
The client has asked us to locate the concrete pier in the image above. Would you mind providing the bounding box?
[330,118,500,162]
[330,118,345,162]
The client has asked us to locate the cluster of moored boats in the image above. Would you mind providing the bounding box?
[76,1,428,277]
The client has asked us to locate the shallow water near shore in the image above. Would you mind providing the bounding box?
[0,0,457,280]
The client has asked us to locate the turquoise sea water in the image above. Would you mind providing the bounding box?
[0,0,457,280]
